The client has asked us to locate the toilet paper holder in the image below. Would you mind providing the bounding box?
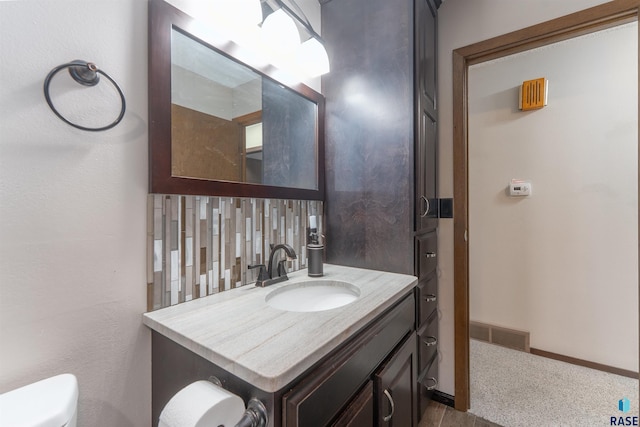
[208,377,267,427]
[234,398,268,427]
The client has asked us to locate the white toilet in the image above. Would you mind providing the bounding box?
[0,373,78,427]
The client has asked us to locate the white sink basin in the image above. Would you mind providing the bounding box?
[265,280,360,312]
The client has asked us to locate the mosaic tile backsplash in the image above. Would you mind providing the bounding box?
[147,195,323,311]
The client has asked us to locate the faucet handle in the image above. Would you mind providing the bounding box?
[248,264,269,282]
[276,260,289,278]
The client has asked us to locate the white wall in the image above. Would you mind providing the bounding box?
[0,1,150,426]
[436,0,615,396]
[469,22,638,371]
[0,1,321,426]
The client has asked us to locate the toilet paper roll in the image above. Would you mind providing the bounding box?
[159,380,245,427]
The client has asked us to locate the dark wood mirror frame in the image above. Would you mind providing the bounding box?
[148,0,325,200]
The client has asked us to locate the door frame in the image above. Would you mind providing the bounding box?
[452,0,640,411]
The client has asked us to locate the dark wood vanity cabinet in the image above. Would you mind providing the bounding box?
[152,291,417,427]
[416,235,439,415]
[414,0,440,417]
[324,333,419,427]
[323,0,439,417]
[282,294,417,427]
[332,334,418,427]
[416,0,439,234]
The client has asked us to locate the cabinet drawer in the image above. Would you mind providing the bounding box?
[416,273,437,327]
[418,348,438,415]
[283,294,415,427]
[417,310,438,373]
[416,231,437,278]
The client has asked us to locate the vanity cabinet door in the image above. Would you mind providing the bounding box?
[282,295,415,427]
[415,108,438,232]
[331,382,374,427]
[415,0,438,234]
[375,333,418,427]
[416,0,437,112]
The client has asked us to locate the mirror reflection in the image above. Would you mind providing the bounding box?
[170,29,318,190]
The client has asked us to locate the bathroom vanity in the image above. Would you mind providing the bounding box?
[145,1,432,425]
[143,264,418,427]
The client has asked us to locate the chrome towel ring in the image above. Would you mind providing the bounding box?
[43,60,126,132]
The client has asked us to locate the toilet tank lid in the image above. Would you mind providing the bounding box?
[0,373,78,427]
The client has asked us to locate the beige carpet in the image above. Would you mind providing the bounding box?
[469,339,639,427]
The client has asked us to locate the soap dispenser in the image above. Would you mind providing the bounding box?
[307,216,324,277]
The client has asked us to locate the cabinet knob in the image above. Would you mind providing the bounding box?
[423,336,437,347]
[424,294,437,303]
[422,376,438,391]
[382,389,395,422]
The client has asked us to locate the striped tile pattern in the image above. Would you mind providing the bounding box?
[147,195,323,311]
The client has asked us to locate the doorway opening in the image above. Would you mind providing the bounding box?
[452,0,640,412]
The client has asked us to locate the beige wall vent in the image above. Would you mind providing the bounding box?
[519,77,548,111]
[470,321,530,352]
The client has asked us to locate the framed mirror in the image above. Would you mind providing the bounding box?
[149,0,325,200]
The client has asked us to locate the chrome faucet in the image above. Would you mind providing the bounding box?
[248,243,297,287]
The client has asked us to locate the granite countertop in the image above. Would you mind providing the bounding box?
[143,264,417,392]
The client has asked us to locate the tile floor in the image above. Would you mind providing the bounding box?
[419,400,501,427]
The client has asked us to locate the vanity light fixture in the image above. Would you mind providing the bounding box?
[261,9,301,53]
[265,0,331,78]
[207,0,330,80]
[298,37,330,77]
